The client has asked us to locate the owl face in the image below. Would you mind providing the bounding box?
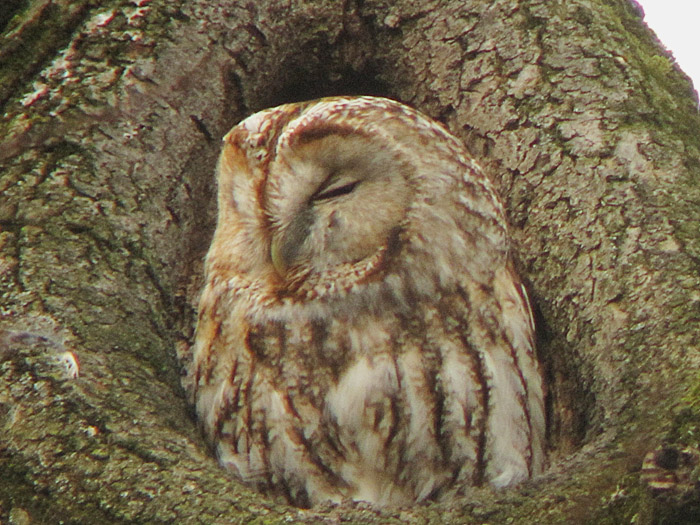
[266,131,412,279]
[214,96,501,300]
[192,96,545,507]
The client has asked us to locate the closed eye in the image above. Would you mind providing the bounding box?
[312,180,359,201]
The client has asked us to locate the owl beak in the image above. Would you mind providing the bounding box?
[270,236,287,277]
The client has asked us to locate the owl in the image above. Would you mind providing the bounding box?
[189,96,545,508]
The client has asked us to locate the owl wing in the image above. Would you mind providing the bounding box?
[487,261,546,481]
[192,280,348,505]
[189,283,264,485]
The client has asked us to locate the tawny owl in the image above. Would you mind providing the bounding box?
[189,96,545,508]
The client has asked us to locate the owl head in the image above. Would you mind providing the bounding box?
[208,96,506,305]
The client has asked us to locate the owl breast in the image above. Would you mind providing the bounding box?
[189,96,545,507]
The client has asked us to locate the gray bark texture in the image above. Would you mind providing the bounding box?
[1,0,700,522]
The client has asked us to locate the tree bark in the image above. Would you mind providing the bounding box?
[1,0,699,522]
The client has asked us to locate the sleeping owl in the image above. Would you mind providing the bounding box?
[188,96,545,508]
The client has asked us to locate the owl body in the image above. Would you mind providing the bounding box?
[190,96,545,507]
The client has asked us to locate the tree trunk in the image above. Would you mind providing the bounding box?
[1,0,699,522]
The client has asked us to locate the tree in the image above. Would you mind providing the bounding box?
[1,0,699,522]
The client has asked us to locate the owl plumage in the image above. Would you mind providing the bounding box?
[189,96,545,507]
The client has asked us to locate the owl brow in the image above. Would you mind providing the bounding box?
[292,123,367,145]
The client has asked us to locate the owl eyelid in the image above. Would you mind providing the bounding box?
[312,180,359,202]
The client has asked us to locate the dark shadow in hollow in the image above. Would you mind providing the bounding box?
[262,63,391,109]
